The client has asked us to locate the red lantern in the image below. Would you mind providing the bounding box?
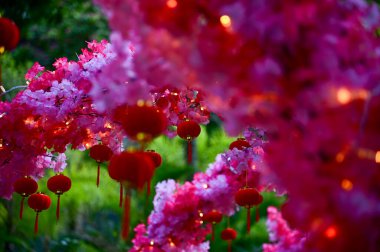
[229,138,250,150]
[118,103,167,143]
[0,17,20,51]
[27,193,51,234]
[144,150,162,196]
[235,187,263,233]
[177,120,201,164]
[47,173,71,220]
[221,227,237,252]
[13,176,38,219]
[202,210,223,241]
[89,144,113,187]
[108,151,155,239]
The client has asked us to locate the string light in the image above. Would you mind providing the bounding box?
[341,179,353,191]
[220,15,232,28]
[203,183,208,189]
[166,0,177,8]
[337,88,351,104]
[376,151,380,163]
[335,152,345,163]
[324,226,337,239]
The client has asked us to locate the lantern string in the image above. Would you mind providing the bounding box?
[34,212,39,235]
[119,182,123,208]
[187,140,192,164]
[147,179,151,196]
[211,223,215,241]
[96,162,100,187]
[247,207,251,233]
[56,195,61,220]
[255,206,260,222]
[19,197,24,220]
[245,169,248,187]
[227,240,232,252]
[121,193,131,240]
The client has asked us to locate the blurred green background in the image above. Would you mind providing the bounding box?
[0,1,284,251]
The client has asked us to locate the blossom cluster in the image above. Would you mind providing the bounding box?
[263,206,306,252]
[130,128,266,251]
[153,88,210,137]
[94,0,380,250]
[0,40,126,199]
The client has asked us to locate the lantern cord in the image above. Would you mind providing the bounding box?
[187,140,192,164]
[255,206,260,222]
[19,197,25,220]
[56,195,61,220]
[247,207,251,233]
[119,182,123,208]
[245,169,248,187]
[121,193,131,240]
[147,179,151,196]
[211,223,215,241]
[227,240,232,252]
[96,163,100,187]
[34,212,39,235]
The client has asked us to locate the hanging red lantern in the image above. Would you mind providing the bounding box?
[0,17,20,52]
[89,144,113,187]
[221,227,237,252]
[13,176,38,219]
[47,173,71,220]
[108,150,155,239]
[177,119,201,164]
[144,150,162,196]
[202,210,223,241]
[27,192,51,234]
[117,103,167,144]
[235,187,263,233]
[229,138,250,150]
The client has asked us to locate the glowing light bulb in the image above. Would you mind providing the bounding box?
[203,183,208,189]
[137,100,145,107]
[376,151,380,163]
[220,15,232,28]
[166,0,177,9]
[150,240,154,246]
[337,88,351,104]
[324,226,337,239]
[341,179,353,191]
[335,152,345,163]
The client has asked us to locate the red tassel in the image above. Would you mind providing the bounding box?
[119,182,123,208]
[227,240,232,252]
[96,162,100,187]
[34,212,39,235]
[187,140,192,164]
[256,206,260,222]
[121,194,131,240]
[211,223,215,241]
[19,197,25,220]
[56,195,61,220]
[247,207,251,233]
[147,179,151,196]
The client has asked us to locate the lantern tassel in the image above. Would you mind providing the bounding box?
[96,162,100,187]
[211,223,215,241]
[187,140,192,164]
[227,240,232,252]
[119,182,123,208]
[148,179,152,196]
[247,207,251,233]
[34,212,39,235]
[256,206,260,222]
[19,197,25,220]
[56,195,61,220]
[121,193,131,240]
